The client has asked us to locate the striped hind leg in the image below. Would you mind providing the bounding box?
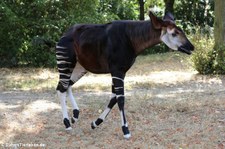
[56,37,86,130]
[56,61,86,130]
[56,43,75,130]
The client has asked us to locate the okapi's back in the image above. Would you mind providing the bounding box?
[65,24,110,73]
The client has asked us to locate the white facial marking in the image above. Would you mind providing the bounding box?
[160,28,183,51]
[167,28,174,34]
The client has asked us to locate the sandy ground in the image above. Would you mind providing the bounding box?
[0,54,224,149]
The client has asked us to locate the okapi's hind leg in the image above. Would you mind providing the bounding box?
[68,63,87,124]
[56,62,86,130]
[56,37,86,130]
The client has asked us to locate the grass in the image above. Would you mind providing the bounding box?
[0,68,58,91]
[0,52,193,91]
[0,52,224,148]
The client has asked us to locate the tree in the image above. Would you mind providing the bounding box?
[213,0,225,73]
[214,0,225,47]
[164,0,174,13]
[138,0,145,20]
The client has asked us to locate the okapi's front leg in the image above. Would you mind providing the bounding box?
[112,74,131,139]
[91,85,117,129]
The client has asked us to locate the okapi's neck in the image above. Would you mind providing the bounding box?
[125,21,162,55]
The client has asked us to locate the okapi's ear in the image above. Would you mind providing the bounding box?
[163,12,175,23]
[149,11,164,29]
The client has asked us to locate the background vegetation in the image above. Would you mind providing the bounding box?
[0,0,224,75]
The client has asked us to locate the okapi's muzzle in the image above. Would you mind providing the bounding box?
[178,41,194,55]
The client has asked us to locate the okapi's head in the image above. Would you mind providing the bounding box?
[149,11,194,54]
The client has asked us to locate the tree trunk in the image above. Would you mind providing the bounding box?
[138,0,145,20]
[214,0,225,73]
[214,0,225,47]
[164,0,175,13]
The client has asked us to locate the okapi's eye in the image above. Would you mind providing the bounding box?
[172,33,177,37]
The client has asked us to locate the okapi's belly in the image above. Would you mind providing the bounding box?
[77,50,110,74]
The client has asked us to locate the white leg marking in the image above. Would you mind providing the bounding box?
[111,93,116,98]
[112,77,124,82]
[116,95,125,98]
[120,111,126,126]
[70,63,87,83]
[114,87,124,90]
[65,127,72,131]
[124,133,131,139]
[58,67,70,71]
[57,61,72,64]
[99,107,111,120]
[56,45,67,49]
[67,86,79,110]
[72,117,78,122]
[92,121,97,128]
[56,55,69,59]
[57,91,69,119]
[121,110,131,139]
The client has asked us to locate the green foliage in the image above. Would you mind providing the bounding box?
[98,0,138,21]
[0,0,139,67]
[174,0,214,34]
[146,0,214,34]
[191,31,225,74]
[190,31,214,74]
[0,0,218,68]
[141,44,169,55]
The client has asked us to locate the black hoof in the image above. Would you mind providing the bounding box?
[63,118,71,130]
[122,126,130,136]
[71,117,75,124]
[71,109,79,124]
[91,121,96,129]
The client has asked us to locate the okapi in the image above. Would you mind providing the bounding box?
[55,11,194,139]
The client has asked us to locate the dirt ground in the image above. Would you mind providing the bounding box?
[0,53,224,149]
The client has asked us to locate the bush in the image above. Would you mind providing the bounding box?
[213,45,225,74]
[191,31,225,74]
[17,37,56,67]
[141,44,170,55]
[190,30,214,74]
